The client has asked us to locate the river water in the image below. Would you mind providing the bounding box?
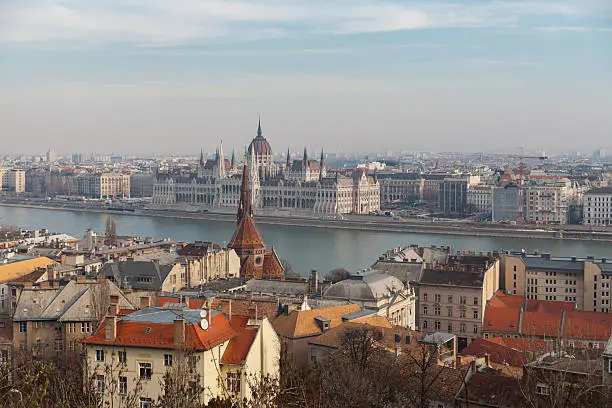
[1,206,611,276]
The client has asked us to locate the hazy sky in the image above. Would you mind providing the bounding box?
[1,0,611,156]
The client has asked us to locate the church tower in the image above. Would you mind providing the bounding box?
[228,163,267,278]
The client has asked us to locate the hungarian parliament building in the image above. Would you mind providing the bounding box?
[152,121,380,215]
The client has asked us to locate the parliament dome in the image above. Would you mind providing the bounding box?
[248,119,273,157]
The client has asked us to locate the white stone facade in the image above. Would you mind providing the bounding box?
[583,187,612,226]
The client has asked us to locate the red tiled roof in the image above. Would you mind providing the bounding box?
[83,313,235,351]
[484,292,612,343]
[486,337,549,355]
[483,306,520,333]
[263,249,284,279]
[221,315,258,365]
[156,296,206,309]
[461,338,526,367]
[211,297,279,320]
[228,215,266,251]
[521,311,562,337]
[564,310,612,341]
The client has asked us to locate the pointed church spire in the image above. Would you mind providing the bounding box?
[231,149,235,169]
[319,147,325,182]
[257,116,262,138]
[238,162,252,221]
[303,146,308,162]
[199,148,204,166]
[286,147,291,167]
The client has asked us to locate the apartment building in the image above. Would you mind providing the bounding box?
[377,173,424,205]
[524,176,573,225]
[100,173,130,199]
[501,252,612,312]
[416,258,500,350]
[467,185,492,214]
[12,278,135,358]
[583,187,612,226]
[83,306,280,406]
[0,169,26,193]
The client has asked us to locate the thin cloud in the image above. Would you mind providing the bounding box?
[0,0,605,46]
[536,26,589,32]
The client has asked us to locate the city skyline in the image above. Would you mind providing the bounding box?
[1,0,611,155]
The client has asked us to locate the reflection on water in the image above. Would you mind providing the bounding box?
[1,206,611,276]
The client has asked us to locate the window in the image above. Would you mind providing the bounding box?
[513,265,517,272]
[118,376,127,395]
[447,323,452,332]
[460,296,467,305]
[423,320,428,329]
[19,322,27,333]
[608,359,612,374]
[434,294,441,303]
[140,398,153,408]
[423,293,428,302]
[139,362,152,380]
[536,383,550,396]
[423,306,428,315]
[96,375,105,394]
[473,325,478,334]
[227,372,241,393]
[96,349,105,362]
[434,321,440,330]
[460,309,466,318]
[434,307,440,316]
[118,351,127,364]
[473,310,479,319]
[473,297,478,306]
[164,354,173,367]
[460,323,466,333]
[447,308,453,317]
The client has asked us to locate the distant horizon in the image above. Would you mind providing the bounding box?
[1,1,610,155]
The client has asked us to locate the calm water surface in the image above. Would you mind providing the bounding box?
[1,206,611,276]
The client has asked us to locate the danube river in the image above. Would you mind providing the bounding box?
[1,206,611,276]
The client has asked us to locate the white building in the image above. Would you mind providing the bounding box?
[467,185,492,214]
[152,121,380,215]
[0,169,26,193]
[583,187,612,226]
[524,176,573,225]
[322,270,417,329]
[84,306,280,407]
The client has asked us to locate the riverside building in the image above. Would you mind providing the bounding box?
[152,120,380,215]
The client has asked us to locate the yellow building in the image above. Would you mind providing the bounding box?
[501,252,612,312]
[83,305,279,407]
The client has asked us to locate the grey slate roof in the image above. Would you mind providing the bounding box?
[323,270,404,301]
[122,307,219,325]
[523,257,584,272]
[418,269,483,287]
[100,260,173,290]
[371,261,423,284]
[245,279,310,296]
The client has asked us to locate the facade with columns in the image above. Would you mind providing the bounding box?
[152,121,380,215]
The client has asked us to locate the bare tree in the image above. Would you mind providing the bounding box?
[155,349,205,408]
[325,268,350,283]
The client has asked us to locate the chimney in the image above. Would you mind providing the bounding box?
[310,270,319,293]
[139,296,150,309]
[484,353,490,368]
[174,318,185,345]
[105,315,117,341]
[228,300,232,320]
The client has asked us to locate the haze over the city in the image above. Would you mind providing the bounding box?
[1,0,611,155]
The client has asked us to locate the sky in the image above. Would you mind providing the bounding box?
[1,0,611,157]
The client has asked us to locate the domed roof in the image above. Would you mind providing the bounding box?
[248,119,273,157]
[323,270,405,301]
